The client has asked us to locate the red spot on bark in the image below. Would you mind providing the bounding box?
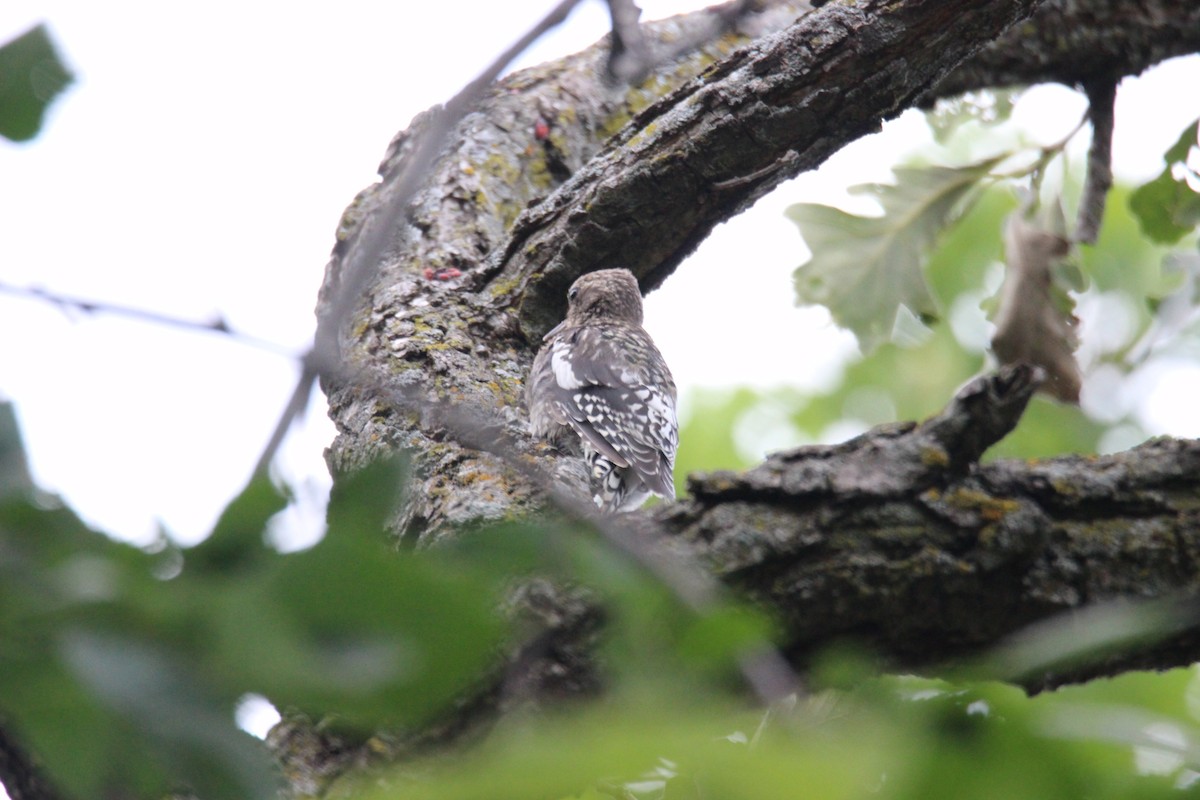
[534,118,550,141]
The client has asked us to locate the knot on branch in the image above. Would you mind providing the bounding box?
[687,364,1043,503]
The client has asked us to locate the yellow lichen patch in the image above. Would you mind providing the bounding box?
[942,487,1020,522]
[1050,478,1079,497]
[625,120,660,150]
[485,377,523,407]
[487,276,523,300]
[919,445,951,468]
[481,152,522,184]
[598,109,633,141]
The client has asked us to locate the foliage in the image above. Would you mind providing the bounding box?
[3,19,1200,800]
[0,426,508,798]
[0,24,73,142]
[3,396,1200,799]
[788,158,1000,350]
[1131,121,1200,245]
[681,106,1200,487]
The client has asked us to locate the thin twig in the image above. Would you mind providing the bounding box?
[1075,76,1117,245]
[0,281,296,356]
[655,0,764,64]
[606,0,767,84]
[252,0,588,476]
[362,366,800,706]
[604,0,652,82]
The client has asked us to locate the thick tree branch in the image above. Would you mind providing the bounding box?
[925,0,1200,100]
[497,0,1048,340]
[660,415,1200,690]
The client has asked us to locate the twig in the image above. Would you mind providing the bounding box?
[251,355,320,477]
[604,0,652,83]
[0,281,296,356]
[252,0,588,476]
[357,365,801,705]
[650,0,764,66]
[1075,76,1117,245]
[605,0,766,84]
[711,150,798,191]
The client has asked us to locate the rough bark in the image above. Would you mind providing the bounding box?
[659,375,1200,691]
[320,0,1200,538]
[297,0,1200,787]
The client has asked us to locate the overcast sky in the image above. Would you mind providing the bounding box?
[2,2,1199,548]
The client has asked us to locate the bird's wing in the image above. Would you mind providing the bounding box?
[542,325,677,494]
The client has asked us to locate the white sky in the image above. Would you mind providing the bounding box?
[1,1,1199,547]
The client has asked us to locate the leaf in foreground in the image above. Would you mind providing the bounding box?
[0,24,74,142]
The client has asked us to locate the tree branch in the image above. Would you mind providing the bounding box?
[1075,76,1117,245]
[319,0,1200,543]
[496,0,1048,340]
[660,412,1200,690]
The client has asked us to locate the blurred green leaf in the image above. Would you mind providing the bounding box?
[676,604,774,676]
[61,630,278,800]
[1130,120,1200,245]
[0,24,73,142]
[926,89,1021,144]
[188,474,288,572]
[987,395,1109,458]
[788,158,1001,350]
[208,520,507,732]
[676,387,771,492]
[0,494,276,799]
[925,185,1016,304]
[326,453,408,539]
[0,402,34,499]
[0,652,165,800]
[349,700,900,800]
[1085,185,1179,298]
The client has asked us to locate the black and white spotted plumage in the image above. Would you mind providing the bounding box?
[527,269,678,513]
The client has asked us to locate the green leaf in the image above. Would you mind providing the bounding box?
[788,158,1000,350]
[326,453,408,539]
[1129,120,1200,244]
[0,402,34,500]
[676,604,775,676]
[188,475,289,572]
[209,518,507,732]
[926,89,1021,145]
[61,630,279,800]
[0,24,74,142]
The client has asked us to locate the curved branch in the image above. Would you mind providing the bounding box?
[497,0,1047,340]
[320,0,1200,539]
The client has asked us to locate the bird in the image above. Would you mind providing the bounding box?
[526,268,678,513]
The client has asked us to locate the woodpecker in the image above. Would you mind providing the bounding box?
[527,268,678,513]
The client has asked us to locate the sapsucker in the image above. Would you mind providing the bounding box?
[526,268,678,513]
